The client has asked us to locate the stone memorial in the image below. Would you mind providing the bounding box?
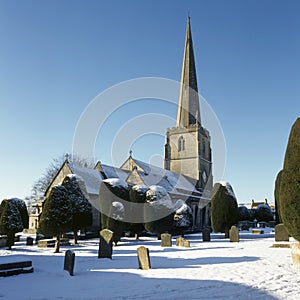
[64,250,75,276]
[202,228,211,242]
[26,237,34,246]
[161,233,172,247]
[229,225,239,242]
[98,229,113,259]
[137,246,151,270]
[176,237,190,247]
[275,223,290,242]
[176,237,185,246]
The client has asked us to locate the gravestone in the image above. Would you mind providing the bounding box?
[98,229,113,259]
[137,246,151,270]
[229,225,239,242]
[176,237,190,247]
[26,237,34,246]
[202,228,211,242]
[64,250,75,276]
[275,223,289,242]
[176,237,185,246]
[161,233,172,247]
[182,239,190,248]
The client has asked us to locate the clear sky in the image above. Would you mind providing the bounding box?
[0,0,299,203]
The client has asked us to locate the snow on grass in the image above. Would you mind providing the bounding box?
[0,230,299,300]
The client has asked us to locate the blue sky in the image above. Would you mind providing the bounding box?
[0,0,299,203]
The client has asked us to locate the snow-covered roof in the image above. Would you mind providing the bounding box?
[101,164,130,182]
[131,158,198,195]
[69,164,103,195]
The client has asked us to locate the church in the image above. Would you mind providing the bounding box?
[29,17,213,233]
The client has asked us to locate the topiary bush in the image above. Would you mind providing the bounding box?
[38,185,73,252]
[144,185,174,237]
[128,185,147,239]
[254,204,274,222]
[279,117,300,241]
[274,170,283,224]
[62,175,93,244]
[238,206,252,221]
[210,182,239,237]
[0,199,24,249]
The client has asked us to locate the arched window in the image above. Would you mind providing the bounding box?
[178,136,185,151]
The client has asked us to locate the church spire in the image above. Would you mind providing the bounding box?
[176,17,201,127]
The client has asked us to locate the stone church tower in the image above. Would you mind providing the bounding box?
[164,17,213,194]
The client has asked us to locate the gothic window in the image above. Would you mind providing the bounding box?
[178,136,185,152]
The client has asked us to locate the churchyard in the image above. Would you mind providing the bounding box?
[0,227,299,300]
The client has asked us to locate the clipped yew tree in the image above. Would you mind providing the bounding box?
[38,185,73,253]
[144,185,174,237]
[279,117,300,241]
[0,199,24,249]
[211,182,239,237]
[274,170,283,224]
[62,175,92,244]
[172,199,193,236]
[99,178,129,244]
[128,185,147,239]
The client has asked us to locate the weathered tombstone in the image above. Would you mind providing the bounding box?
[64,250,75,276]
[176,237,190,247]
[275,223,290,242]
[161,233,172,247]
[202,228,211,242]
[229,225,239,242]
[182,239,190,248]
[98,229,113,259]
[137,246,151,270]
[176,237,185,246]
[26,237,34,246]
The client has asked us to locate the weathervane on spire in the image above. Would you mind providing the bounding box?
[65,153,69,162]
[129,149,133,157]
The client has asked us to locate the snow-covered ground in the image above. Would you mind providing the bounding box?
[0,229,299,300]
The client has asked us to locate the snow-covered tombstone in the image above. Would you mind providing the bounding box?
[62,175,93,244]
[99,178,129,245]
[38,185,73,253]
[210,182,239,238]
[128,185,147,239]
[144,185,174,237]
[0,199,24,250]
[172,199,193,236]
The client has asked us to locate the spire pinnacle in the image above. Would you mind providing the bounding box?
[176,17,201,128]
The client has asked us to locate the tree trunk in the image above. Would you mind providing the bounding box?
[54,234,60,253]
[6,233,14,250]
[224,228,229,238]
[74,230,78,244]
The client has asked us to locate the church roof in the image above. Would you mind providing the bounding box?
[68,164,103,196]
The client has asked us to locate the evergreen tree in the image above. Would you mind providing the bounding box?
[211,182,239,237]
[279,117,300,241]
[254,204,274,222]
[62,175,92,244]
[0,199,23,249]
[172,199,193,236]
[144,185,174,237]
[274,170,283,224]
[128,185,147,239]
[99,179,129,244]
[106,201,125,246]
[10,198,29,229]
[38,185,73,253]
